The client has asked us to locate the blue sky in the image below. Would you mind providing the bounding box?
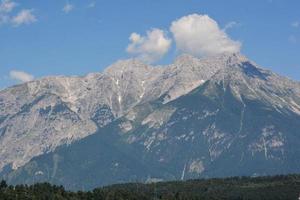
[0,0,299,88]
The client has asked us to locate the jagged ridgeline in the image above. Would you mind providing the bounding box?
[1,53,300,190]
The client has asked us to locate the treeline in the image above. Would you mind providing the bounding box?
[1,174,300,200]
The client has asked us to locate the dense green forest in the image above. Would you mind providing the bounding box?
[1,174,300,200]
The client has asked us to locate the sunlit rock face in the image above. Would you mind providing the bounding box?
[1,53,300,190]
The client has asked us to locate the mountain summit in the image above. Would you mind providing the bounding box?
[1,54,300,190]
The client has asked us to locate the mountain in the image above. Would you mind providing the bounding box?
[1,53,300,190]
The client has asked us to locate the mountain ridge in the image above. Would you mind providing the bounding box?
[1,53,300,189]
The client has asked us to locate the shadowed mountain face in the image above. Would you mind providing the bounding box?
[1,53,300,190]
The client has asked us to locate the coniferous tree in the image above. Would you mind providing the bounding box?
[0,180,7,189]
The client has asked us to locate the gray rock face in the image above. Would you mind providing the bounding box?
[1,53,300,189]
[0,54,239,171]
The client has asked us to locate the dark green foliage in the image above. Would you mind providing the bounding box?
[0,180,7,189]
[1,174,300,200]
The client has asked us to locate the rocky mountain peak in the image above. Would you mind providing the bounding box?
[174,52,248,68]
[104,58,153,77]
[173,54,200,65]
[214,52,248,64]
[1,53,300,180]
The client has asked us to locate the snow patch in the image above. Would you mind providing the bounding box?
[181,163,187,180]
[35,171,44,176]
[249,125,285,160]
[290,100,300,115]
[189,159,205,174]
[140,80,145,98]
[119,121,133,133]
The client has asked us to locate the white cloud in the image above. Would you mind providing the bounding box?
[0,1,37,27]
[223,21,239,31]
[63,3,74,13]
[126,28,172,63]
[9,70,34,83]
[170,14,241,57]
[11,9,36,26]
[0,0,16,25]
[291,21,300,28]
[0,0,17,13]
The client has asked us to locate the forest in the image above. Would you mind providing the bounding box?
[1,174,300,200]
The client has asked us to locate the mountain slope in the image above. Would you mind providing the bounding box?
[0,53,244,171]
[1,53,300,190]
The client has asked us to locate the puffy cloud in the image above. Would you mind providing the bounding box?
[126,28,172,63]
[11,9,36,26]
[63,3,74,13]
[9,70,34,83]
[170,14,241,57]
[0,0,17,13]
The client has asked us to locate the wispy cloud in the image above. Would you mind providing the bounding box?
[126,29,172,63]
[0,0,36,27]
[0,0,17,13]
[0,14,9,24]
[0,0,16,25]
[9,70,34,83]
[11,9,36,26]
[291,21,300,28]
[63,3,74,13]
[288,35,297,44]
[88,2,96,8]
[223,21,239,31]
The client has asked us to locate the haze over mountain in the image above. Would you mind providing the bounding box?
[1,53,300,190]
